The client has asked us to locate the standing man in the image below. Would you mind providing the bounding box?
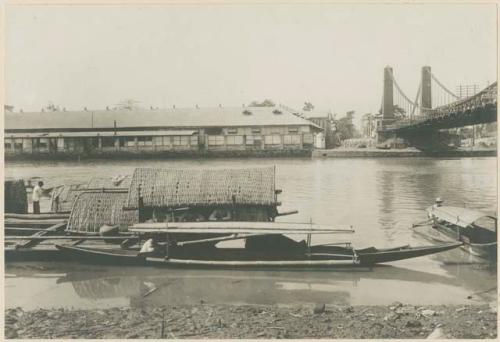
[32,181,44,214]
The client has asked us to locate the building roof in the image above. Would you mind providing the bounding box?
[126,167,277,208]
[5,106,322,132]
[5,130,198,138]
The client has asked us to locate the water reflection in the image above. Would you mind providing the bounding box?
[5,260,496,309]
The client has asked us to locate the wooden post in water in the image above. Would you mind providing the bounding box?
[138,184,145,223]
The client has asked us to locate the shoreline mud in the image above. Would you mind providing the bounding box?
[5,303,497,339]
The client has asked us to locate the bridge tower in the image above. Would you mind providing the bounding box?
[421,66,432,114]
[378,66,396,143]
[382,66,394,121]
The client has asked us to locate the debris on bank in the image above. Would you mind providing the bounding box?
[5,303,497,339]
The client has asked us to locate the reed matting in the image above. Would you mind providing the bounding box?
[67,191,138,233]
[126,167,277,208]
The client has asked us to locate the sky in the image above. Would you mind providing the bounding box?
[4,3,497,127]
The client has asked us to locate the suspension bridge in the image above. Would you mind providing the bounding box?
[377,66,497,151]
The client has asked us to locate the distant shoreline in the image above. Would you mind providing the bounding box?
[3,148,497,162]
[313,148,497,158]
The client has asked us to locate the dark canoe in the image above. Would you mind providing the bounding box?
[5,244,65,262]
[55,244,146,266]
[356,242,462,265]
[54,241,462,269]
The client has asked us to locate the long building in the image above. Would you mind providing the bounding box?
[4,106,323,158]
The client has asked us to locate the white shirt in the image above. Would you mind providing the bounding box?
[32,185,43,202]
[139,239,155,254]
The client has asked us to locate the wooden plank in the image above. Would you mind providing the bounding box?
[5,218,67,226]
[275,210,299,217]
[129,228,352,234]
[7,236,132,241]
[16,222,68,248]
[177,233,261,246]
[5,227,49,233]
[131,221,354,232]
[4,213,70,220]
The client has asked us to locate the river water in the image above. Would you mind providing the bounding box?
[4,157,498,309]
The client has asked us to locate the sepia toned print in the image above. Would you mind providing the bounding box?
[3,2,497,339]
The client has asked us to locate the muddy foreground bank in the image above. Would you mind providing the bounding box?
[5,303,498,339]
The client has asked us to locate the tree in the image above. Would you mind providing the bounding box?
[377,105,406,118]
[335,111,361,140]
[393,105,406,118]
[44,102,61,112]
[116,98,141,111]
[249,99,275,107]
[303,101,314,111]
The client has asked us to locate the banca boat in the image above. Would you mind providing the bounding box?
[54,221,461,269]
[426,203,497,260]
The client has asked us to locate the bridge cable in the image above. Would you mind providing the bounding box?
[430,73,460,100]
[411,82,421,119]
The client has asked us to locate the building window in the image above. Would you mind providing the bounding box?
[208,135,225,146]
[88,137,98,148]
[138,136,153,146]
[4,138,12,149]
[14,138,23,150]
[226,135,243,145]
[57,138,65,149]
[190,135,198,146]
[119,137,135,147]
[126,137,136,147]
[251,128,261,134]
[283,135,301,145]
[102,137,115,148]
[33,138,49,150]
[162,136,172,145]
[153,136,163,145]
[303,133,313,144]
[227,128,238,134]
[173,136,190,146]
[264,135,281,145]
[288,127,299,133]
[245,135,254,145]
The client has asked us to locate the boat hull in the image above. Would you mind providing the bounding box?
[53,242,462,270]
[432,221,497,261]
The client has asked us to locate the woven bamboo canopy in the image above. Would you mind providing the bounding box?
[66,191,138,234]
[126,167,277,209]
[87,176,132,189]
[50,184,89,212]
[50,177,131,212]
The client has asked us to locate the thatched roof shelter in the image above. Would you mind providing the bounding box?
[50,184,89,212]
[51,176,131,212]
[4,179,28,214]
[126,167,277,209]
[66,191,138,233]
[87,176,132,189]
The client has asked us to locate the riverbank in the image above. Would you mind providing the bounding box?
[5,303,497,339]
[4,148,312,161]
[313,147,497,158]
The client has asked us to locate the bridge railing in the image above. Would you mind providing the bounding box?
[382,82,497,131]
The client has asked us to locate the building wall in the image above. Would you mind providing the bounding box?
[4,124,316,157]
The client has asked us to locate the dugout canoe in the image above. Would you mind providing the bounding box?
[54,240,462,269]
